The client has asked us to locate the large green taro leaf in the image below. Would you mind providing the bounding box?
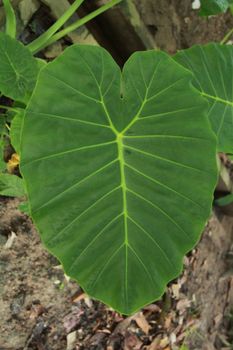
[20,45,217,314]
[175,44,233,154]
[0,33,39,103]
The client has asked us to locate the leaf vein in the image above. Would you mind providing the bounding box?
[127,216,173,269]
[47,186,122,244]
[124,145,210,175]
[125,162,205,210]
[127,188,191,239]
[68,213,124,272]
[33,159,119,213]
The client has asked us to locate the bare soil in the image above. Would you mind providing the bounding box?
[0,197,233,350]
[135,0,233,53]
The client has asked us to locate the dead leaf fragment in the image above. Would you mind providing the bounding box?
[19,0,40,25]
[160,336,169,347]
[164,314,173,329]
[7,153,20,173]
[4,231,17,249]
[124,331,142,350]
[133,312,150,334]
[147,335,162,350]
[66,331,77,350]
[29,303,46,320]
[171,283,180,299]
[176,299,191,314]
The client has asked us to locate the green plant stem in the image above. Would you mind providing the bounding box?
[27,0,85,54]
[221,27,233,44]
[3,0,16,38]
[0,105,21,113]
[32,0,122,54]
[5,123,10,131]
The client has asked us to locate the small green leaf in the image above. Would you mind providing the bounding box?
[21,45,217,314]
[175,43,233,154]
[18,201,30,215]
[0,33,39,103]
[3,0,17,38]
[0,173,25,197]
[215,193,233,206]
[200,0,230,15]
[180,346,189,350]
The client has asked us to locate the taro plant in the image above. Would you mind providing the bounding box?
[1,0,233,315]
[20,45,218,314]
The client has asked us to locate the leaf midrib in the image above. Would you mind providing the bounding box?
[117,133,129,307]
[112,61,159,305]
[202,91,233,107]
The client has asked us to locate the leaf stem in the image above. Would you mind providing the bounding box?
[27,0,85,54]
[221,27,233,45]
[5,123,10,131]
[0,104,22,113]
[3,0,16,38]
[32,0,122,54]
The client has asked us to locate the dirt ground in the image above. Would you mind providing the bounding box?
[0,197,233,350]
[135,0,233,53]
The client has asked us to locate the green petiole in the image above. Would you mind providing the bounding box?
[27,0,85,54]
[2,0,16,38]
[28,0,122,54]
[0,105,22,113]
[221,27,233,45]
[215,193,233,206]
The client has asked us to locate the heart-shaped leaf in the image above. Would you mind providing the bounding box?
[175,44,233,154]
[0,33,39,103]
[20,45,217,314]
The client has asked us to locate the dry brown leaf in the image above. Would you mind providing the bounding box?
[169,332,176,344]
[29,303,45,320]
[147,335,162,350]
[7,153,20,173]
[4,231,17,249]
[164,314,172,330]
[124,332,142,350]
[67,331,77,350]
[171,284,180,299]
[72,292,86,303]
[84,296,93,308]
[160,336,169,347]
[143,304,161,313]
[214,313,222,326]
[176,299,191,314]
[45,42,63,59]
[133,312,150,334]
[111,316,134,335]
